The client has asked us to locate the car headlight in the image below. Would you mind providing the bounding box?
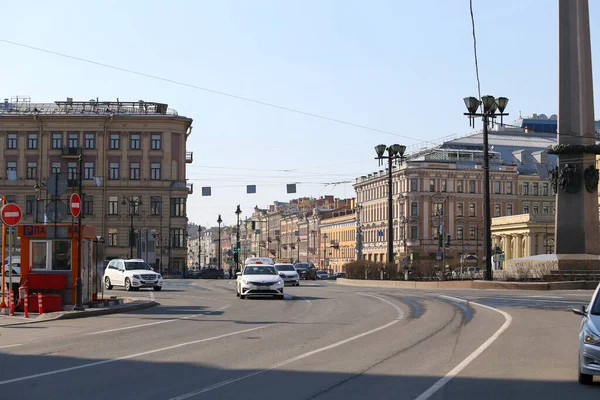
[277,280,284,285]
[242,280,250,285]
[157,274,162,279]
[133,274,141,279]
[584,327,600,345]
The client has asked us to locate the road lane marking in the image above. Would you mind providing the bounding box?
[0,325,268,386]
[86,304,231,336]
[0,344,22,350]
[413,295,512,400]
[169,293,404,399]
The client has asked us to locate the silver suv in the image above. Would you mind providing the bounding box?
[103,259,163,291]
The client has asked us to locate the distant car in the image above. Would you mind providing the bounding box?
[103,259,163,291]
[573,283,600,384]
[3,263,20,292]
[274,263,300,286]
[3,263,20,277]
[294,262,317,280]
[328,272,345,280]
[197,268,225,279]
[316,270,330,280]
[236,264,284,299]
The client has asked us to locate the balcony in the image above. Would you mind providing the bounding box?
[186,182,193,194]
[61,147,82,158]
[186,151,193,163]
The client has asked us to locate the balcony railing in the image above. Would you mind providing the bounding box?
[61,147,82,157]
[186,151,193,163]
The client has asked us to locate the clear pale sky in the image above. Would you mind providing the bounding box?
[1,1,599,228]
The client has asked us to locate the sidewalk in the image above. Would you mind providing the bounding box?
[0,297,158,327]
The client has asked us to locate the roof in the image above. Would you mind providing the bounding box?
[0,99,181,117]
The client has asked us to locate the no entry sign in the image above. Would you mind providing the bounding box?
[70,193,82,217]
[1,203,22,226]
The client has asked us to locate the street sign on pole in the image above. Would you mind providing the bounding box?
[436,251,442,260]
[1,204,22,226]
[70,193,82,217]
[498,254,505,262]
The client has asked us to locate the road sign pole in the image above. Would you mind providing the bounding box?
[0,196,5,309]
[8,228,12,306]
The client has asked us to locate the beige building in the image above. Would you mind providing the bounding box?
[319,200,356,272]
[491,213,555,264]
[0,97,193,274]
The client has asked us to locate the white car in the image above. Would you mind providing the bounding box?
[574,283,600,384]
[274,263,299,286]
[103,259,163,291]
[236,264,284,299]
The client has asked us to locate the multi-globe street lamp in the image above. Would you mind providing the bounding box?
[122,196,143,259]
[217,214,223,270]
[235,205,242,277]
[374,144,407,264]
[463,95,509,281]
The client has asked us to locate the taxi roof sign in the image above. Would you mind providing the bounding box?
[244,257,274,266]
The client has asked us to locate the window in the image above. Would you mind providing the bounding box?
[494,204,501,217]
[533,183,539,196]
[108,228,118,246]
[171,228,185,248]
[28,133,37,149]
[129,162,140,180]
[110,134,120,149]
[494,181,501,194]
[441,179,447,192]
[543,205,549,214]
[84,162,94,180]
[68,162,77,181]
[83,195,93,216]
[26,195,35,215]
[433,203,444,216]
[469,227,476,240]
[130,133,141,150]
[108,196,119,215]
[151,163,161,180]
[469,180,476,193]
[124,197,142,215]
[68,133,79,148]
[27,162,37,179]
[469,203,476,217]
[151,134,161,150]
[457,203,464,217]
[32,240,72,271]
[51,162,61,174]
[456,180,463,193]
[524,205,530,214]
[410,178,418,192]
[410,226,418,240]
[410,201,418,217]
[84,133,95,149]
[151,196,162,215]
[109,162,120,180]
[7,133,17,149]
[52,133,62,149]
[533,206,539,214]
[170,198,186,217]
[543,183,549,196]
[456,227,464,240]
[429,179,435,192]
[506,182,513,194]
[6,161,16,180]
[507,204,513,216]
[523,182,529,195]
[6,195,15,204]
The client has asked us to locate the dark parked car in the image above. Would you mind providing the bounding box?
[328,272,346,280]
[197,268,225,279]
[294,262,317,280]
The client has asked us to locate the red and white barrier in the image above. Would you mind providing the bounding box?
[9,291,14,316]
[23,288,29,318]
[37,292,43,315]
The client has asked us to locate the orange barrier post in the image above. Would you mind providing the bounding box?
[37,292,43,315]
[23,288,29,318]
[9,291,14,316]
[0,195,6,309]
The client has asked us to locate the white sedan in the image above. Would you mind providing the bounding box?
[236,265,285,299]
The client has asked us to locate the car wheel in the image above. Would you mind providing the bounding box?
[579,369,594,385]
[153,286,162,291]
[236,288,240,297]
[240,294,246,299]
[124,278,132,291]
[104,277,113,290]
[296,282,300,286]
[132,287,140,291]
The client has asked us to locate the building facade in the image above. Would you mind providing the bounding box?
[0,98,193,274]
[319,200,356,272]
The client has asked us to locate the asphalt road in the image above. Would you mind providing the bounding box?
[0,279,598,400]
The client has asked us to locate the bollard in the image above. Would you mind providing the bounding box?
[23,288,29,318]
[9,291,14,316]
[37,292,43,315]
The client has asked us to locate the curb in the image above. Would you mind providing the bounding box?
[335,278,599,291]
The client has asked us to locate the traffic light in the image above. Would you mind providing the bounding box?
[234,253,239,264]
[438,234,443,249]
[445,234,451,248]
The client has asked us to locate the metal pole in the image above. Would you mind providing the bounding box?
[129,204,134,259]
[387,156,394,264]
[218,219,222,270]
[198,226,201,267]
[0,195,6,308]
[236,212,240,276]
[482,116,493,281]
[8,227,12,304]
[74,154,84,310]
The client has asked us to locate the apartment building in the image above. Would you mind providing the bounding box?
[319,200,356,272]
[0,97,193,274]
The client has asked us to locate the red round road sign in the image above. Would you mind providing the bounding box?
[70,193,82,217]
[1,203,22,226]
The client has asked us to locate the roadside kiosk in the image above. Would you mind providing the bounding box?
[17,223,98,310]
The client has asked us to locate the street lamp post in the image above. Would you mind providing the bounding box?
[297,237,300,263]
[374,144,407,264]
[197,226,202,268]
[235,205,242,277]
[322,233,328,269]
[217,215,223,270]
[74,154,84,311]
[463,95,509,281]
[93,236,105,299]
[122,196,143,259]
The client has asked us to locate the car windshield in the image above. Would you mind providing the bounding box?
[276,265,295,271]
[125,262,152,271]
[591,292,600,315]
[295,263,308,269]
[318,271,327,274]
[244,266,277,275]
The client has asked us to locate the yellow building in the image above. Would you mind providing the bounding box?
[319,200,356,273]
[491,213,555,264]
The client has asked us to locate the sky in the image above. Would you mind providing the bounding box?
[1,0,600,228]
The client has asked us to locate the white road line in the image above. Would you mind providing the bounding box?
[413,295,512,400]
[86,304,231,336]
[0,325,268,386]
[0,344,22,350]
[168,293,404,400]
